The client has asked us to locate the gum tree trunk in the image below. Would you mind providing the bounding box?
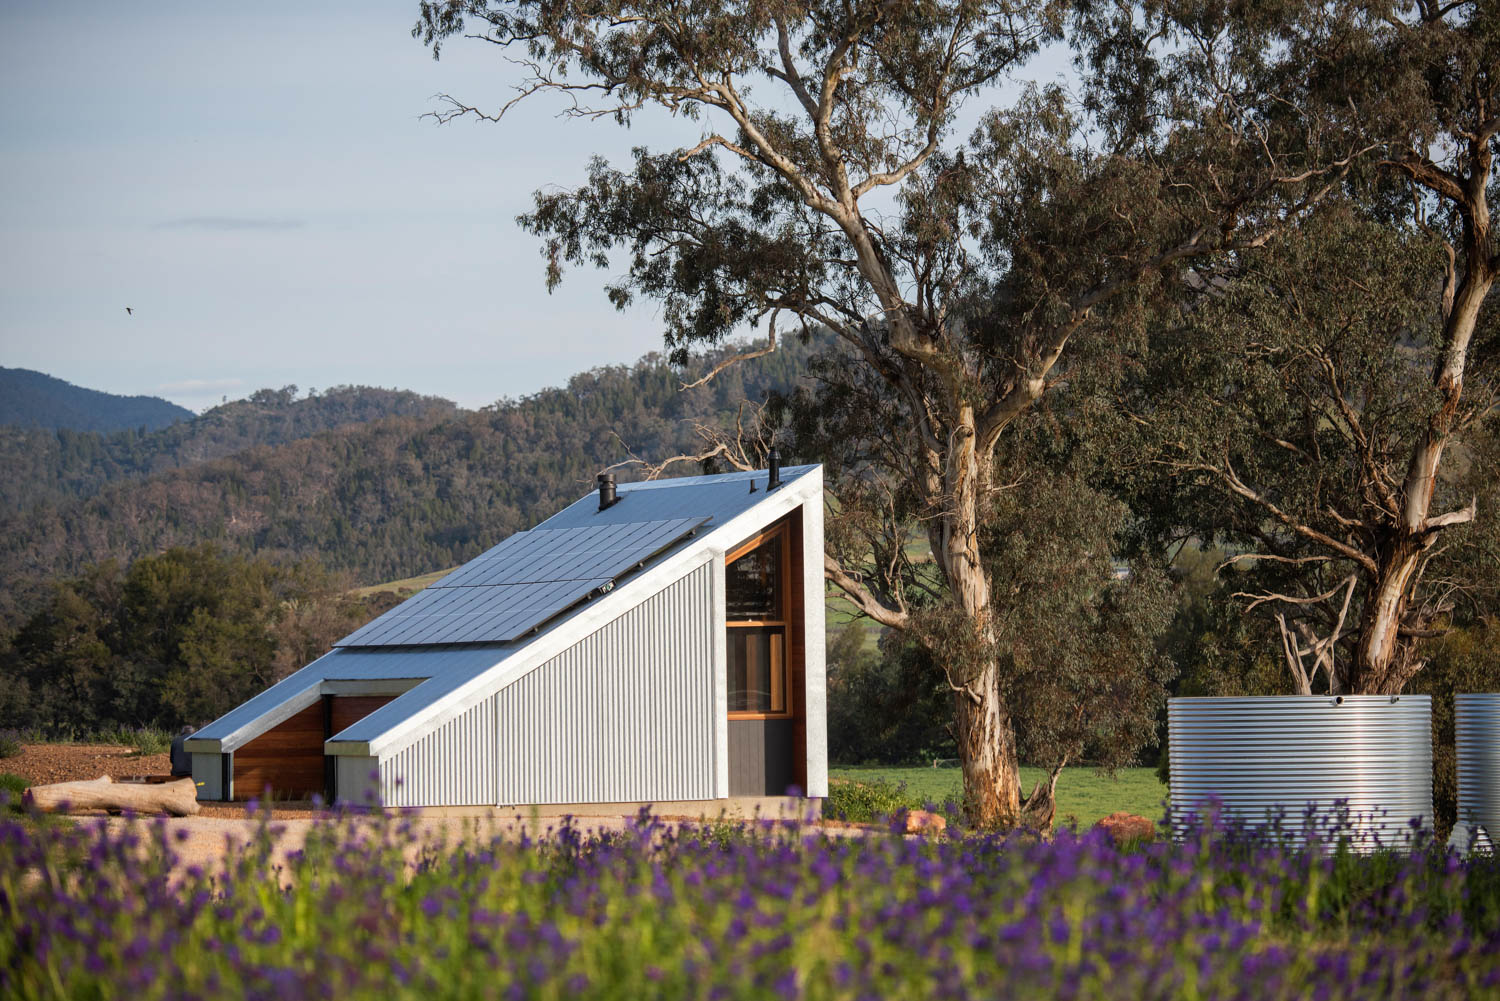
[1345,224,1494,694]
[952,661,1022,823]
[934,416,1057,830]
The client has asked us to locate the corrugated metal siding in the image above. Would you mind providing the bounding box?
[372,563,718,808]
[1454,694,1500,851]
[379,696,497,808]
[1169,696,1432,847]
[494,563,718,805]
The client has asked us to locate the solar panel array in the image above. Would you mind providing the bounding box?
[335,517,707,647]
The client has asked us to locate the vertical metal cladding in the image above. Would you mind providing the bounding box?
[494,563,718,805]
[380,695,497,808]
[1453,694,1500,852]
[1169,696,1433,847]
[191,752,224,801]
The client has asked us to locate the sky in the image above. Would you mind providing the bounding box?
[0,2,1071,413]
[0,0,699,412]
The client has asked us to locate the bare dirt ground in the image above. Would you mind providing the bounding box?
[7,744,871,877]
[2,743,172,786]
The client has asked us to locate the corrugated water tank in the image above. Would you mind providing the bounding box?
[1452,693,1499,854]
[1169,695,1432,848]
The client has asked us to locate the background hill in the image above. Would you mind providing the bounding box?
[0,341,817,626]
[0,367,193,432]
[0,384,456,514]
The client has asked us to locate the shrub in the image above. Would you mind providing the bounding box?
[94,727,172,756]
[0,737,21,759]
[825,776,922,823]
[0,773,27,815]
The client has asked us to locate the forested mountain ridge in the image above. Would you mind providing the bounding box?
[0,367,193,433]
[0,384,457,514]
[0,341,817,626]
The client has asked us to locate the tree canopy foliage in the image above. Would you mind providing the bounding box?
[414,0,1387,827]
[1113,204,1499,695]
[1095,0,1500,696]
[0,545,391,734]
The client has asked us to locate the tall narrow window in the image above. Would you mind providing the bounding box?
[725,522,791,717]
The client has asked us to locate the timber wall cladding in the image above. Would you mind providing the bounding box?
[234,696,395,800]
[234,703,324,799]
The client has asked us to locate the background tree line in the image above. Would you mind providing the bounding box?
[0,544,398,735]
[0,343,818,627]
[0,384,455,514]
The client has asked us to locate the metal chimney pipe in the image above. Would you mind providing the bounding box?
[767,447,782,489]
[597,473,618,510]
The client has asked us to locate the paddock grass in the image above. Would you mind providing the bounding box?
[829,765,1168,827]
[349,567,457,599]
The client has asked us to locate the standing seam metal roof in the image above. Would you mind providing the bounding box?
[189,464,819,750]
[334,516,708,646]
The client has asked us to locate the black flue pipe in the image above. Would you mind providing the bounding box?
[767,447,782,489]
[598,473,618,510]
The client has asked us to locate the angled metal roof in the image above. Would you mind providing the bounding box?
[540,464,818,531]
[334,516,708,647]
[334,466,816,650]
[188,464,822,754]
[187,644,511,749]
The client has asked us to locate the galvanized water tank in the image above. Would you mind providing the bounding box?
[1169,695,1432,848]
[1452,694,1499,853]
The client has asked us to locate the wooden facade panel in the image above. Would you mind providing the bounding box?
[728,719,796,795]
[330,696,395,734]
[233,696,396,801]
[234,703,324,800]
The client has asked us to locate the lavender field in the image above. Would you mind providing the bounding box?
[2,806,1497,1000]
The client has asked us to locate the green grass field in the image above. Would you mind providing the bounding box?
[829,765,1168,827]
[350,567,457,599]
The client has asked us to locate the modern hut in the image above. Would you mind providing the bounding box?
[184,460,827,811]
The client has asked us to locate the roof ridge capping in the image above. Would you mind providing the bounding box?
[614,462,817,491]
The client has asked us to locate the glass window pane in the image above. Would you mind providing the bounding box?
[726,626,785,714]
[726,536,781,620]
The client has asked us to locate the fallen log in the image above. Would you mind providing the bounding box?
[24,774,200,817]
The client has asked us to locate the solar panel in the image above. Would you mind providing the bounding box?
[335,517,706,647]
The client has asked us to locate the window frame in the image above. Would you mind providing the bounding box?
[724,520,794,719]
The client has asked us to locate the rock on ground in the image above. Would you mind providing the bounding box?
[902,809,948,835]
[1095,811,1156,845]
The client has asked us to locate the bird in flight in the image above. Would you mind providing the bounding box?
[125,307,133,316]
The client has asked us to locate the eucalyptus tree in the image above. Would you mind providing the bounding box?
[1119,205,1497,697]
[1116,1,1499,696]
[414,0,1367,826]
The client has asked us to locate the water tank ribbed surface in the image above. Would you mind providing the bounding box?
[1454,694,1500,851]
[1169,696,1432,847]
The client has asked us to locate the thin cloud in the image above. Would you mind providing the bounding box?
[156,217,305,231]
